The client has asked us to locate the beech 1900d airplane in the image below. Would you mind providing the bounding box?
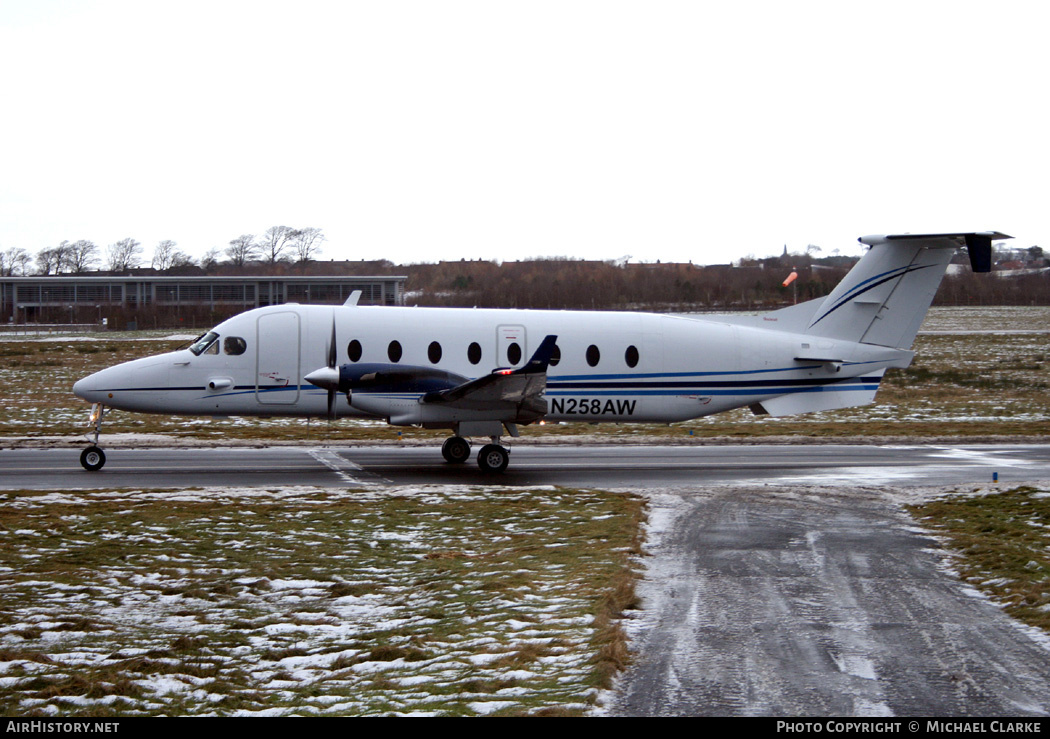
[72,232,1007,473]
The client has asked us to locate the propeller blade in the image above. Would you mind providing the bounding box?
[325,313,338,420]
[328,314,337,369]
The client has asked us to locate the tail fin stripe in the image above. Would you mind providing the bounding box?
[808,264,935,328]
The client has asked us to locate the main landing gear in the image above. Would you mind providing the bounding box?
[441,436,471,464]
[440,435,510,473]
[80,403,107,471]
[476,442,509,473]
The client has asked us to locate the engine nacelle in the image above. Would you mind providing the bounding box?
[349,392,547,427]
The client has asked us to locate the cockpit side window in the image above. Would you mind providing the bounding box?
[189,331,219,356]
[224,336,247,356]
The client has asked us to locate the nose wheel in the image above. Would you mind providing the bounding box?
[80,403,107,471]
[80,446,106,471]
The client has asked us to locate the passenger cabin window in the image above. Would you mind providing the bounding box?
[428,341,442,364]
[549,344,561,367]
[189,331,219,356]
[468,342,482,365]
[625,345,639,368]
[507,342,522,365]
[347,340,362,362]
[388,340,402,363]
[224,337,247,356]
[586,344,600,367]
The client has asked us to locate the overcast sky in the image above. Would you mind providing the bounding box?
[1,1,1046,267]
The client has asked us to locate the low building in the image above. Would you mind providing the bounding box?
[2,275,406,328]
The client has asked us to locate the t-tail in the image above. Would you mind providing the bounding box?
[745,231,1009,418]
[804,232,1009,349]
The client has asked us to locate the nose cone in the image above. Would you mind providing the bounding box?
[72,353,176,411]
[304,366,340,391]
[73,370,108,403]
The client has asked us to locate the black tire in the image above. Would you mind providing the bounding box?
[442,436,471,464]
[477,444,509,473]
[80,446,106,472]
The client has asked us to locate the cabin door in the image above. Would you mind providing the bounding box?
[256,311,301,404]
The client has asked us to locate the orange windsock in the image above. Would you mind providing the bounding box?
[782,271,798,287]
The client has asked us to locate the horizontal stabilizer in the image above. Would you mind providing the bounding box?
[869,231,1009,274]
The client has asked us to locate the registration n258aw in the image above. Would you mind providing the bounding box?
[549,397,637,417]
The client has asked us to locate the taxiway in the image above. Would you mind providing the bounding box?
[1,442,1047,489]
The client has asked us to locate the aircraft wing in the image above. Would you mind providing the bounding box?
[421,335,558,414]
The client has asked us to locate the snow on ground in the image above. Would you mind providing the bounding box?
[0,332,197,342]
[0,484,637,716]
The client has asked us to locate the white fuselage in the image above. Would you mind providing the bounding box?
[73,303,898,425]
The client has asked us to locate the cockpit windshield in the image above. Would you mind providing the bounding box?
[188,331,219,356]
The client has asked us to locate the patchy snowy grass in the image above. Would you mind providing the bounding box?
[918,306,1050,333]
[0,485,645,716]
[907,484,1050,633]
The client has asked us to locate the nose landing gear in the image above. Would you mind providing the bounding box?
[80,403,107,471]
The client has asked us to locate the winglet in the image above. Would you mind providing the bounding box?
[513,335,558,375]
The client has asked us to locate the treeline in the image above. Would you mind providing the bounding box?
[934,270,1050,306]
[403,257,853,310]
[0,226,326,276]
[4,235,1049,311]
[401,249,1050,310]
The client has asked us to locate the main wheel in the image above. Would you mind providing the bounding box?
[477,444,509,473]
[80,446,106,471]
[441,436,471,464]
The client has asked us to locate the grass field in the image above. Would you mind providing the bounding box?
[0,485,645,716]
[908,484,1050,634]
[0,306,1046,443]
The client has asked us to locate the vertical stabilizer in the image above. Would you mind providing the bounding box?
[805,232,1009,349]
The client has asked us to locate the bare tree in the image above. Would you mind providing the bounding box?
[35,246,64,275]
[107,238,142,272]
[0,247,29,276]
[290,227,325,264]
[259,225,295,264]
[66,240,99,273]
[150,240,193,271]
[200,247,221,271]
[53,241,75,272]
[149,239,177,270]
[170,251,196,268]
[225,234,258,267]
[152,240,177,270]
